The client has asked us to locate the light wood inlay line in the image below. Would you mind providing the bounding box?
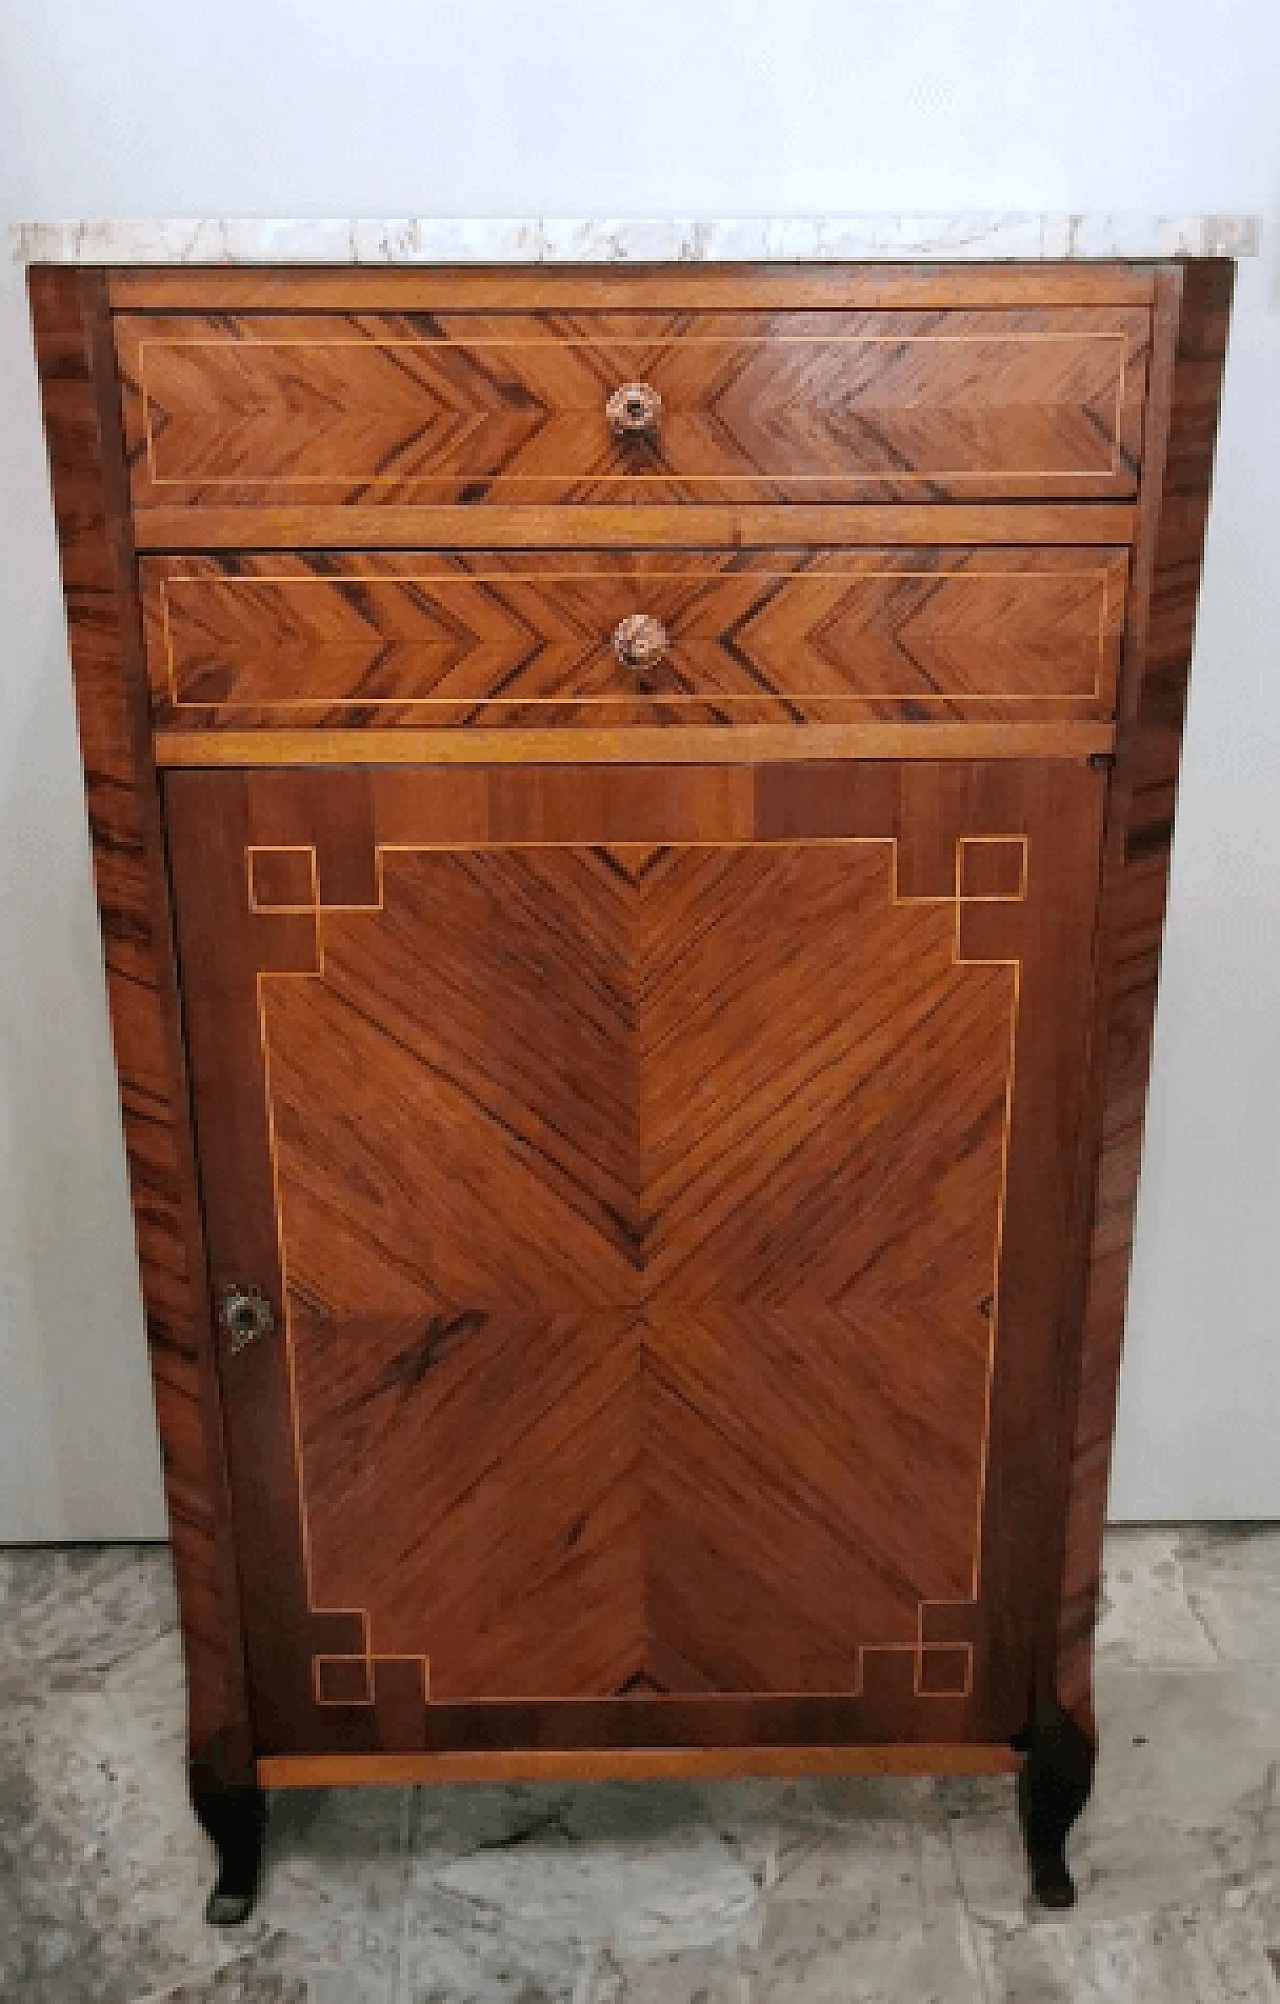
[246,844,318,913]
[155,565,1119,712]
[959,835,1031,902]
[137,330,1129,488]
[252,836,1016,1704]
[953,836,1024,1616]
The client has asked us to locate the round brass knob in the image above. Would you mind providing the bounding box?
[612,614,669,672]
[606,381,662,439]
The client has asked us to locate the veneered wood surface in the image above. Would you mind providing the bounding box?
[259,1744,1021,1789]
[25,269,250,1779]
[28,254,1234,1786]
[152,723,1118,768]
[130,501,1139,552]
[1053,260,1236,1735]
[164,760,1104,1758]
[141,548,1127,732]
[114,308,1150,509]
[107,264,1158,312]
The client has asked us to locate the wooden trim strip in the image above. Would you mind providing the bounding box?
[106,263,1158,312]
[258,1744,1021,1790]
[25,269,254,1785]
[1052,259,1237,1739]
[1037,273,1183,1728]
[130,503,1140,553]
[154,721,1117,768]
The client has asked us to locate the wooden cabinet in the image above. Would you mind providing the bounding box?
[27,256,1235,1924]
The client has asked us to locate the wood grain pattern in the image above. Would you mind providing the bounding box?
[27,256,1235,1795]
[259,1743,1022,1789]
[25,269,251,1783]
[163,759,1104,1757]
[114,308,1150,510]
[107,265,1158,312]
[140,548,1128,732]
[152,722,1118,768]
[130,501,1139,552]
[1053,260,1236,1737]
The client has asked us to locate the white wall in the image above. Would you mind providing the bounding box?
[0,0,1276,1537]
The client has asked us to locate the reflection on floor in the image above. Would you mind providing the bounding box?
[1,1527,1278,2001]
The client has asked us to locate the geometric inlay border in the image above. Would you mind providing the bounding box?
[249,833,1028,1711]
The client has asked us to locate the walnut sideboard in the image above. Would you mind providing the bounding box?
[22,231,1243,1923]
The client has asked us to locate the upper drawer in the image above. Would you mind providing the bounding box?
[140,547,1128,735]
[115,309,1151,510]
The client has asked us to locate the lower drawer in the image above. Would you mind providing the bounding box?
[140,547,1127,735]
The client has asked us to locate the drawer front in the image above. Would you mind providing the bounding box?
[116,308,1150,509]
[141,547,1128,735]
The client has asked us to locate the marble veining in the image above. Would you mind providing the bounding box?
[2,1529,1279,2001]
[10,214,1262,267]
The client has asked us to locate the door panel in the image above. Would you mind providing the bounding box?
[164,762,1105,1755]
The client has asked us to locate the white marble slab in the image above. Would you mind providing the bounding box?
[10,213,1261,266]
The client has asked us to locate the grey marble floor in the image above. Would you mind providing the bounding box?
[1,1530,1278,2002]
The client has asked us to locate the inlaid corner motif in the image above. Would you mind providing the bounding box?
[243,834,1027,1716]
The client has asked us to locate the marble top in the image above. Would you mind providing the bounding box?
[11,213,1261,266]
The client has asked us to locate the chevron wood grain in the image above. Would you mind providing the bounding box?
[162,760,1105,1755]
[140,547,1128,732]
[115,308,1150,510]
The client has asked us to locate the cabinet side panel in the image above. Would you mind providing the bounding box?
[26,266,250,1775]
[1056,259,1235,1732]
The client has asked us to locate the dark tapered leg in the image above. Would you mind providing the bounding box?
[1014,1695,1096,1908]
[190,1751,266,1925]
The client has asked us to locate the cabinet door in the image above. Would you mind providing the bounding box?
[164,761,1105,1758]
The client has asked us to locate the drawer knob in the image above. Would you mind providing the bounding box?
[606,381,662,439]
[613,614,669,672]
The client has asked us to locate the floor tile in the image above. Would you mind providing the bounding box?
[399,1885,589,2002]
[1178,1526,1280,1665]
[0,1544,176,1697]
[131,1934,308,2003]
[0,1690,253,2004]
[590,1954,752,2002]
[970,1903,1278,2003]
[746,1825,986,2003]
[254,1786,409,1999]
[1094,1527,1220,1669]
[5,1533,1280,2002]
[406,1778,764,1969]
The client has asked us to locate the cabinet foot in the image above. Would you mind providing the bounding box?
[190,1755,266,1926]
[1013,1696,1096,1908]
